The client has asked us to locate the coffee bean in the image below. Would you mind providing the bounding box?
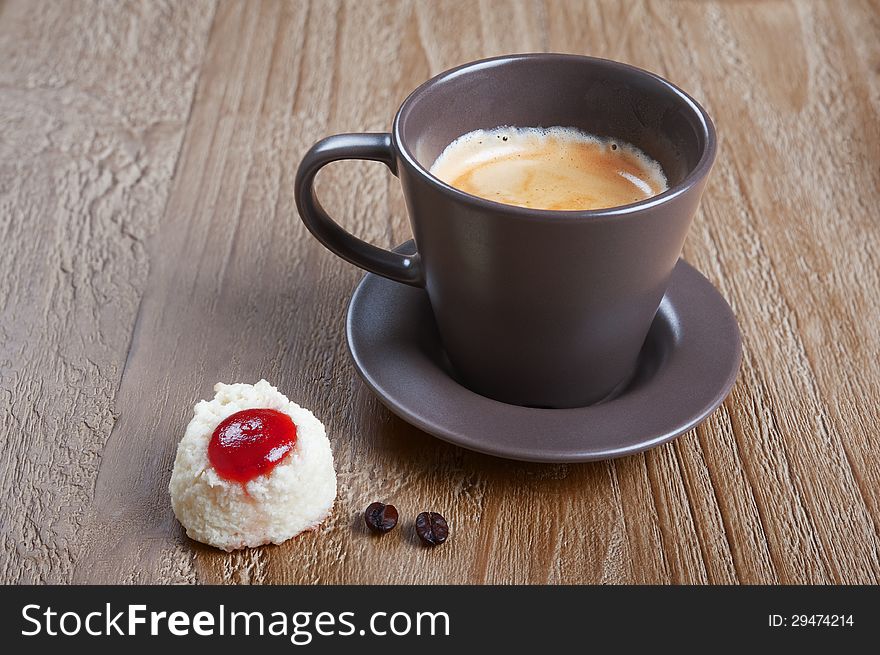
[364,502,398,534]
[415,511,449,546]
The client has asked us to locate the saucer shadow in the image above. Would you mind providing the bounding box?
[607,297,678,399]
[374,403,613,483]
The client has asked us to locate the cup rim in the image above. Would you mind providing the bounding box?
[392,53,717,222]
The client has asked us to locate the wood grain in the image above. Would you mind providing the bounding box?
[1,0,878,584]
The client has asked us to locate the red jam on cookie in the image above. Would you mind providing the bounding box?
[208,409,297,483]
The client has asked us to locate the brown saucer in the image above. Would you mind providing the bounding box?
[345,242,742,463]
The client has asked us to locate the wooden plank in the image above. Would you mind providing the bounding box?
[673,0,880,584]
[0,0,216,583]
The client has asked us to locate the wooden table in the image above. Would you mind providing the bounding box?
[2,0,879,585]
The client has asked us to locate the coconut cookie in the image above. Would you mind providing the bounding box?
[169,380,337,551]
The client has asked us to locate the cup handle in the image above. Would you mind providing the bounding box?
[295,133,424,287]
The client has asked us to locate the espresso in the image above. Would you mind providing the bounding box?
[429,126,668,211]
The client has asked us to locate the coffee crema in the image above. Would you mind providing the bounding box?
[429,126,668,211]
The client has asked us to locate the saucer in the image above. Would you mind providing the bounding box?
[346,242,742,463]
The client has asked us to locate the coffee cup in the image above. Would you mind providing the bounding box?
[295,54,716,408]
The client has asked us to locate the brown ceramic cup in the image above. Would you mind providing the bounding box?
[295,54,716,408]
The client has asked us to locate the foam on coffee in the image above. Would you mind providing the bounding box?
[429,126,668,211]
